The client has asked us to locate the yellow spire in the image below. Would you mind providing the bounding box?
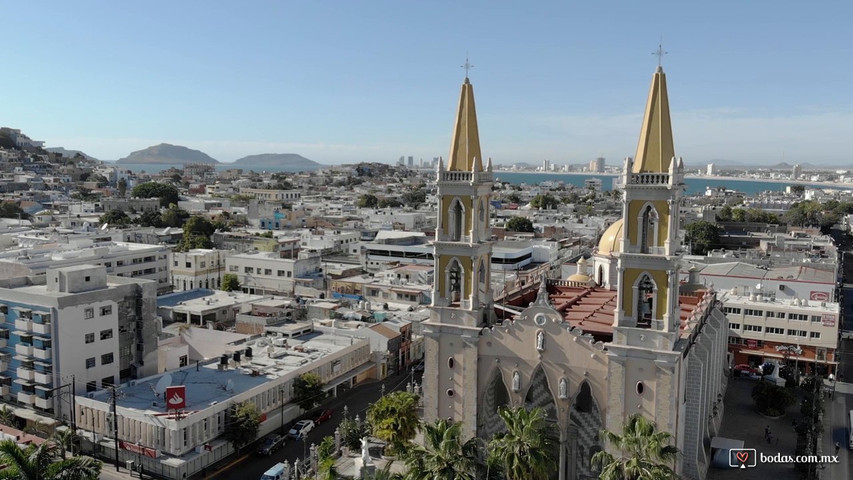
[632,66,675,173]
[447,78,483,172]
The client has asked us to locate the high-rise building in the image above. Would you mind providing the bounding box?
[589,157,605,173]
[792,164,802,179]
[407,156,414,167]
[706,162,715,176]
[542,159,550,172]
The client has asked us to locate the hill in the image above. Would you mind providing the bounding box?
[231,153,321,171]
[45,147,98,161]
[116,143,219,165]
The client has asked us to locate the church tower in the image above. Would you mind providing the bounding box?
[422,71,493,438]
[606,64,686,435]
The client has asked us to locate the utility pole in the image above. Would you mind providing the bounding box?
[108,386,121,471]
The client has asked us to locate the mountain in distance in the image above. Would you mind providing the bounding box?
[231,153,321,171]
[116,143,219,165]
[45,147,98,160]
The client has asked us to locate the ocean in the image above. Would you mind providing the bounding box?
[492,172,851,196]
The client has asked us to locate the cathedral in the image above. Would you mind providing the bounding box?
[422,65,729,480]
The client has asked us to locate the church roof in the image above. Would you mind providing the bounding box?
[632,66,675,174]
[447,77,484,172]
[597,219,623,255]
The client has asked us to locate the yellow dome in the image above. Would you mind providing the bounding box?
[598,219,624,255]
[567,273,591,282]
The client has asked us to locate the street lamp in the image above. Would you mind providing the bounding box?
[137,438,143,478]
[279,387,286,435]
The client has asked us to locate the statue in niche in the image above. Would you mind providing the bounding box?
[512,371,520,392]
[559,378,568,399]
[536,330,545,351]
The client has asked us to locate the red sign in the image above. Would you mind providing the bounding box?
[810,291,830,302]
[822,314,836,327]
[165,385,186,410]
[746,339,758,349]
[120,441,160,458]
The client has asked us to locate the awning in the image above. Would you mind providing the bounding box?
[12,407,59,426]
[324,362,375,389]
[735,349,838,365]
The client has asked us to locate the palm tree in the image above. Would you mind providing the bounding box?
[591,414,679,480]
[0,439,101,480]
[403,418,481,480]
[487,406,558,480]
[0,405,15,427]
[50,428,80,459]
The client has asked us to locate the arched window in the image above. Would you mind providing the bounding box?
[447,259,463,303]
[479,199,485,223]
[640,205,658,253]
[597,265,604,286]
[449,199,464,241]
[636,274,655,328]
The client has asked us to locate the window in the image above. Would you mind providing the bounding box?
[788,313,808,321]
[744,309,763,317]
[277,270,285,277]
[100,329,113,340]
[84,308,94,319]
[86,380,96,392]
[287,271,292,278]
[810,315,822,323]
[264,269,272,275]
[728,336,741,344]
[84,276,90,282]
[102,376,114,388]
[85,333,95,344]
[101,353,114,365]
[85,357,95,369]
[174,261,178,267]
[186,262,191,268]
[200,261,206,268]
[743,324,762,332]
[229,265,238,272]
[810,332,821,339]
[100,306,112,316]
[728,323,740,330]
[787,329,807,337]
[765,311,782,318]
[766,327,784,335]
[723,307,742,315]
[245,267,254,274]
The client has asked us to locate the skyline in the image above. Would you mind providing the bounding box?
[3,1,852,166]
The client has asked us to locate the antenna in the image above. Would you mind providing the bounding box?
[154,374,172,396]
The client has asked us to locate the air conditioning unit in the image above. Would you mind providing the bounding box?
[129,380,138,387]
[86,392,95,399]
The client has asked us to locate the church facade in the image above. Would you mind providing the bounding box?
[423,65,729,480]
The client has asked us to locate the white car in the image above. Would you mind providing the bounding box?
[288,419,315,439]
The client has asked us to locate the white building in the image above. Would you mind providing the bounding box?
[225,252,322,296]
[170,249,228,291]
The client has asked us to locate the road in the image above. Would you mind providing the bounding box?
[208,368,421,480]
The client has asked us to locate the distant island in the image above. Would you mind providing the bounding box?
[231,153,321,171]
[116,143,219,165]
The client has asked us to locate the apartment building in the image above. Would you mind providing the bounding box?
[0,265,159,420]
[225,252,322,296]
[239,188,302,202]
[169,249,228,291]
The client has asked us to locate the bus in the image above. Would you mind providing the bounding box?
[848,410,853,449]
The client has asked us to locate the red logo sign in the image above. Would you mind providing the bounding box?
[746,339,758,348]
[822,314,836,327]
[165,385,186,410]
[120,441,160,458]
[810,291,829,302]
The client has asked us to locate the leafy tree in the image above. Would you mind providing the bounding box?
[0,439,101,480]
[684,221,721,255]
[316,436,337,480]
[293,372,325,411]
[160,205,190,228]
[731,208,746,222]
[99,209,130,226]
[401,188,427,208]
[487,407,557,480]
[357,194,379,208]
[379,197,403,208]
[717,205,733,221]
[224,401,261,455]
[0,405,15,427]
[50,428,81,460]
[131,182,180,207]
[221,274,240,292]
[89,174,109,187]
[117,178,127,197]
[184,216,216,238]
[0,201,29,220]
[404,418,481,480]
[530,193,559,210]
[505,216,534,233]
[339,416,371,451]
[504,193,521,204]
[591,414,679,480]
[137,211,164,228]
[751,380,795,417]
[367,391,420,454]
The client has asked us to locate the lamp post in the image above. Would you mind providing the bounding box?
[137,438,143,478]
[279,387,286,435]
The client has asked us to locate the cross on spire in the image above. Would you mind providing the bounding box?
[652,39,668,67]
[461,54,474,79]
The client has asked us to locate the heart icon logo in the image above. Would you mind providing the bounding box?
[735,451,749,463]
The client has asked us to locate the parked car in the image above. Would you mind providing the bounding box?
[288,419,315,439]
[257,434,285,455]
[314,409,333,424]
[733,364,762,376]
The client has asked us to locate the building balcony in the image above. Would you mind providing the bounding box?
[34,396,53,410]
[15,344,33,356]
[31,323,51,335]
[33,347,51,361]
[17,392,34,404]
[14,319,31,332]
[33,371,51,385]
[0,384,8,397]
[17,367,35,381]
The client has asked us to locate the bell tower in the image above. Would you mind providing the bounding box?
[423,71,493,438]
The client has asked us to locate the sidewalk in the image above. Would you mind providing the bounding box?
[821,383,850,480]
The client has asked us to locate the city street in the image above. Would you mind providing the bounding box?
[206,368,421,480]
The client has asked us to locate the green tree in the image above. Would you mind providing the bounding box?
[751,380,795,417]
[137,211,164,227]
[131,182,180,207]
[316,436,337,480]
[684,221,721,255]
[404,418,480,480]
[0,405,15,427]
[591,414,679,480]
[379,197,403,208]
[357,194,379,208]
[160,205,190,228]
[0,201,28,219]
[731,208,746,222]
[505,216,534,233]
[717,205,733,221]
[99,209,130,226]
[0,439,101,480]
[339,416,371,450]
[293,372,325,411]
[50,428,80,460]
[117,178,127,197]
[505,193,521,204]
[178,215,216,250]
[487,407,557,480]
[221,274,240,292]
[367,391,420,454]
[224,401,261,455]
[401,189,427,208]
[530,193,559,210]
[89,174,109,187]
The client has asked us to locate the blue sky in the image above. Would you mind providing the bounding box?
[3,1,852,166]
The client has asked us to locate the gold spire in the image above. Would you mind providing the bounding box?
[632,66,675,173]
[447,77,483,172]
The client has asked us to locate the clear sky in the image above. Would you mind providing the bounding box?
[3,1,852,167]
